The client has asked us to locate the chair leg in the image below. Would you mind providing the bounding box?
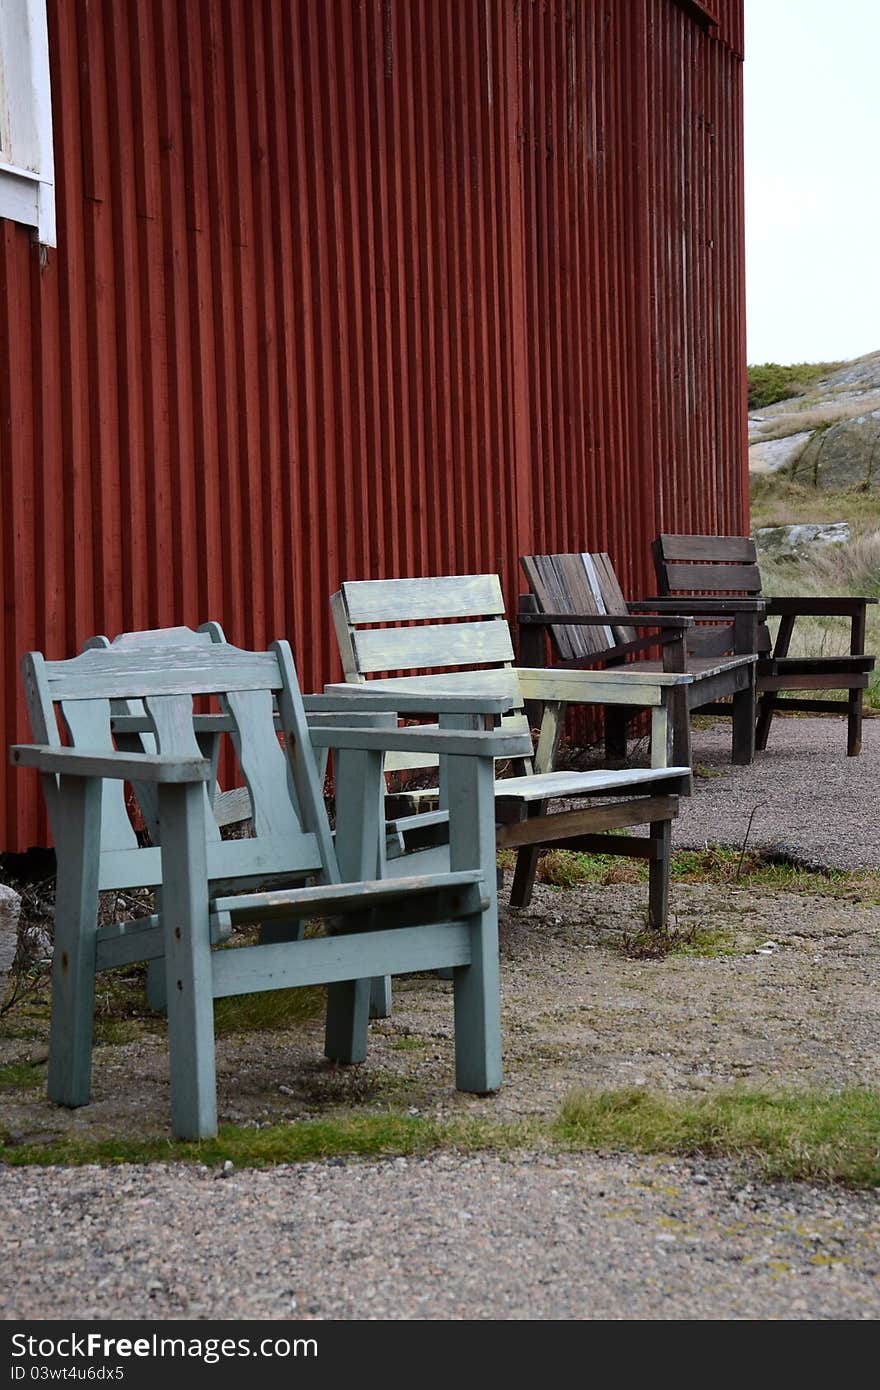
[755,692,777,751]
[47,776,102,1109]
[453,909,502,1094]
[731,680,756,765]
[146,958,168,1011]
[369,975,392,1018]
[325,978,372,1063]
[648,818,672,929]
[847,688,863,756]
[158,782,217,1141]
[510,844,541,908]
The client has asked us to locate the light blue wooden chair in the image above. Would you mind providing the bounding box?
[11,632,529,1138]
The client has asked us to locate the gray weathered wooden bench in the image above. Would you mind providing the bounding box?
[329,574,693,932]
[519,551,760,767]
[11,633,529,1138]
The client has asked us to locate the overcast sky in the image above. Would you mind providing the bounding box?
[744,0,880,365]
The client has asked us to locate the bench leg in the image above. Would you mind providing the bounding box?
[509,801,547,909]
[47,775,102,1109]
[732,680,756,765]
[670,689,692,767]
[146,958,168,1011]
[648,818,672,929]
[755,692,777,751]
[325,978,372,1063]
[159,782,217,1141]
[847,688,863,756]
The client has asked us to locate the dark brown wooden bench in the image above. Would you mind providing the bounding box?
[519,551,760,767]
[652,533,877,755]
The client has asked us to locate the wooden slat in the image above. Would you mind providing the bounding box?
[213,868,484,919]
[10,745,212,783]
[496,795,678,847]
[96,831,323,892]
[309,725,533,759]
[210,922,472,998]
[493,766,688,802]
[339,574,505,624]
[145,693,221,845]
[658,534,757,563]
[663,562,762,593]
[587,553,637,645]
[44,648,283,699]
[351,618,514,674]
[61,698,140,853]
[685,625,736,658]
[759,674,869,692]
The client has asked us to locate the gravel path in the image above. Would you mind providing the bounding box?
[3,1154,879,1320]
[677,716,879,870]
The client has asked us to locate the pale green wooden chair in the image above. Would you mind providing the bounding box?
[329,574,694,932]
[11,631,529,1138]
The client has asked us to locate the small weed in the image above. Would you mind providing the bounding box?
[618,923,738,960]
[387,1035,426,1052]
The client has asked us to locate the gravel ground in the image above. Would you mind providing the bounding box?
[676,715,880,869]
[2,716,879,1321]
[2,1153,878,1320]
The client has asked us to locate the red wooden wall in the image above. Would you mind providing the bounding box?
[0,0,747,851]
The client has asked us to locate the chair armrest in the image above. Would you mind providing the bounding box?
[308,726,533,759]
[764,596,877,617]
[317,685,517,716]
[518,612,693,630]
[10,745,211,783]
[630,598,766,615]
[514,665,691,709]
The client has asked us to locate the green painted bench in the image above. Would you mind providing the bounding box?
[11,631,530,1138]
[329,574,694,934]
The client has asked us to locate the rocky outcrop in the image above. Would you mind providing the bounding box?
[788,410,880,491]
[749,349,880,489]
[755,522,852,561]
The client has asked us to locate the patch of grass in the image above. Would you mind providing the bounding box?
[526,844,880,904]
[556,1087,880,1187]
[618,924,738,960]
[747,361,843,411]
[387,1035,426,1052]
[0,1111,533,1169]
[0,1059,46,1092]
[5,1090,879,1188]
[213,985,325,1037]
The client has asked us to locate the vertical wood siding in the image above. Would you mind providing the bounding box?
[0,0,746,850]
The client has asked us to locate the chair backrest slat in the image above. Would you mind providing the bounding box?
[61,697,141,853]
[339,574,505,624]
[352,618,514,675]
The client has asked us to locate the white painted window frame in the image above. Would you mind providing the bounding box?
[0,0,55,245]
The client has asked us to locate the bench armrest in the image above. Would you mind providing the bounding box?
[764,596,878,617]
[630,598,766,615]
[317,684,517,716]
[518,611,693,630]
[308,726,533,759]
[514,665,692,709]
[10,745,211,783]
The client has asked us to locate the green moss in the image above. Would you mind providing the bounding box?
[0,1059,46,1092]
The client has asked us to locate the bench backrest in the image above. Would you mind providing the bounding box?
[653,534,764,597]
[22,634,334,893]
[520,553,637,661]
[653,534,771,653]
[330,574,531,774]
